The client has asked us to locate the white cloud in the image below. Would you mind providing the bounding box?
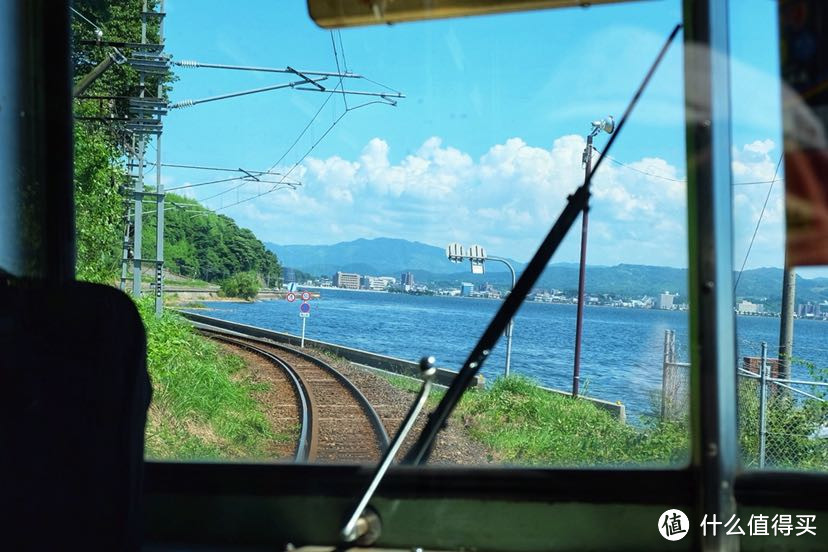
[213,135,784,268]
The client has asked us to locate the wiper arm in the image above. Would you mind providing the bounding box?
[402,22,683,466]
[341,356,437,545]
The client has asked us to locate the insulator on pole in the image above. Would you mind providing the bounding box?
[168,99,194,109]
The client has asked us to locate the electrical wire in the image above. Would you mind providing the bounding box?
[169,32,394,215]
[338,30,349,74]
[166,175,242,191]
[595,146,784,186]
[360,75,403,94]
[202,98,387,215]
[70,7,104,38]
[158,162,286,175]
[734,154,784,292]
[331,31,348,111]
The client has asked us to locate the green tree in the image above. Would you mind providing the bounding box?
[220,272,261,300]
[74,103,124,282]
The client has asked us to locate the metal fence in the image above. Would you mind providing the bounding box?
[661,331,828,469]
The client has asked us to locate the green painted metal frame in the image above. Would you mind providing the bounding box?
[3,0,825,549]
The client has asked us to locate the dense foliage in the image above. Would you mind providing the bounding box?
[74,103,125,282]
[219,271,261,301]
[143,193,281,285]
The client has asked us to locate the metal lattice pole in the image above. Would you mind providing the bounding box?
[154,0,166,316]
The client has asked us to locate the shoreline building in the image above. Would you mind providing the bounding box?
[361,275,396,291]
[401,271,415,292]
[658,292,676,310]
[334,271,360,290]
[737,300,764,315]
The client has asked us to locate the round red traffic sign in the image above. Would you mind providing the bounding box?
[299,302,310,313]
[301,291,311,301]
[286,292,296,302]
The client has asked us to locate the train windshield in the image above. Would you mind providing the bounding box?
[68,0,827,472]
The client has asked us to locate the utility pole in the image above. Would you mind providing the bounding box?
[119,135,135,291]
[108,13,400,315]
[778,251,796,380]
[119,0,168,316]
[572,132,593,398]
[154,0,166,316]
[572,116,614,397]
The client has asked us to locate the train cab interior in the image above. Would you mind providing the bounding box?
[1,0,828,550]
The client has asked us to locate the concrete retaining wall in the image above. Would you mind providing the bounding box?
[178,311,482,388]
[178,310,626,421]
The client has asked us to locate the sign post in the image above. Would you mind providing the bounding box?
[299,301,311,347]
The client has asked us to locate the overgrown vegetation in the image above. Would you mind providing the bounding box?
[219,271,261,300]
[738,360,828,469]
[454,376,688,466]
[74,102,125,283]
[384,370,826,469]
[381,372,688,466]
[137,298,286,459]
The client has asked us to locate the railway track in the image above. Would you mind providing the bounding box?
[200,328,389,463]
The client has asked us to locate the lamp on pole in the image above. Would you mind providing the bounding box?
[447,243,516,377]
[572,115,614,397]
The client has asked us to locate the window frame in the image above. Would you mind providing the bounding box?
[6,0,826,549]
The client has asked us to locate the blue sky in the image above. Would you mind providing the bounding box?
[156,0,808,276]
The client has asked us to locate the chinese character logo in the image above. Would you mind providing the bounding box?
[659,509,689,541]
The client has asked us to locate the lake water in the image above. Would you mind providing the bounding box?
[195,289,828,419]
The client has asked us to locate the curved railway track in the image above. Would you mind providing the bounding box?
[200,328,389,463]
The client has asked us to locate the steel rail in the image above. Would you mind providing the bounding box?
[263,338,391,452]
[202,331,317,462]
[201,325,390,453]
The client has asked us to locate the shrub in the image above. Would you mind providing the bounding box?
[219,271,260,300]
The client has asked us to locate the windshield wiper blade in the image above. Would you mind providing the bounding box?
[402,22,683,466]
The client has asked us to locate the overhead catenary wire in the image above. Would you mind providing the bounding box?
[331,30,348,111]
[159,31,399,217]
[192,31,386,209]
[166,175,300,192]
[595,147,783,186]
[158,162,286,175]
[185,88,337,208]
[191,98,385,217]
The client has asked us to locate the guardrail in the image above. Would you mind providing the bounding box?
[178,311,484,388]
[178,311,627,421]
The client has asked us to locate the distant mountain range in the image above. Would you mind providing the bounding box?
[267,237,828,306]
[266,237,522,276]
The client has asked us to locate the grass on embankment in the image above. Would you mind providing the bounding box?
[136,298,286,460]
[384,373,688,466]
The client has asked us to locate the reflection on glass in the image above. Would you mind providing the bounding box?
[730,0,828,471]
